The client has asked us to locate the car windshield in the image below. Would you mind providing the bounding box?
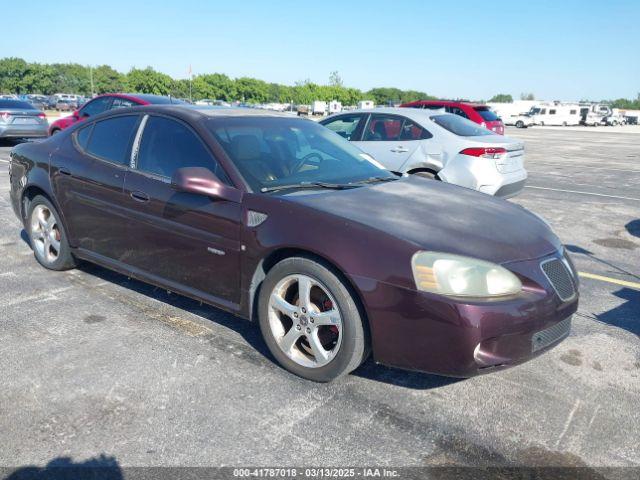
[474,107,500,121]
[207,116,394,193]
[0,100,35,110]
[430,114,495,137]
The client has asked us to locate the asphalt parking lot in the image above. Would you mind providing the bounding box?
[0,127,638,471]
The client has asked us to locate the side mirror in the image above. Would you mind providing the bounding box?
[171,167,242,203]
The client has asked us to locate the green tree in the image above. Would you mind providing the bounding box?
[192,73,236,101]
[489,93,513,103]
[92,65,125,94]
[235,77,269,103]
[0,57,29,93]
[125,67,174,95]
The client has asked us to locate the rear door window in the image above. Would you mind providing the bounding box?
[363,115,403,141]
[75,124,93,150]
[399,119,432,140]
[450,106,469,119]
[111,97,138,110]
[135,115,229,182]
[85,115,140,164]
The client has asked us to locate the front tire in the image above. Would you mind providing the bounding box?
[27,195,76,271]
[258,257,367,382]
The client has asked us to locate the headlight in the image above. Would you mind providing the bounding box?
[411,251,522,297]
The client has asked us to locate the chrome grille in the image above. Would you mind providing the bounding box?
[541,258,576,301]
[532,317,571,352]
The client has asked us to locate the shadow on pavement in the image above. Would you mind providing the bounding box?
[565,244,640,281]
[594,287,640,337]
[73,259,455,390]
[4,454,122,480]
[625,219,640,239]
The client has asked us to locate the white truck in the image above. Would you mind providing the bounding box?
[311,101,328,116]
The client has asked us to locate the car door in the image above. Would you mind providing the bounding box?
[122,114,243,307]
[351,114,424,172]
[51,114,140,261]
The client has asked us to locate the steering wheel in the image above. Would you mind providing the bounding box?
[290,152,323,174]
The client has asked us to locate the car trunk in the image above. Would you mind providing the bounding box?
[465,135,525,174]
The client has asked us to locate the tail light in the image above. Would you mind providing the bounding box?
[480,121,487,129]
[0,112,10,122]
[38,112,46,119]
[460,147,507,159]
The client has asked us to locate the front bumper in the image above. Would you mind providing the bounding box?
[0,123,48,139]
[351,254,578,377]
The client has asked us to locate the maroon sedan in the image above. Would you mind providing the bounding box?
[8,106,578,382]
[48,93,186,136]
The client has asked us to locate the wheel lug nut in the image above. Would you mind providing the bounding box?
[306,328,311,333]
[296,325,301,331]
[293,312,298,318]
[310,318,314,323]
[301,307,306,313]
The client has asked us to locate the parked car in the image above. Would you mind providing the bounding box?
[9,106,578,382]
[320,108,527,198]
[48,93,187,135]
[402,100,505,135]
[503,112,535,128]
[55,99,78,111]
[0,99,48,139]
[24,94,48,111]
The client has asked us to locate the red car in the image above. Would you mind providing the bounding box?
[48,93,186,135]
[401,100,505,135]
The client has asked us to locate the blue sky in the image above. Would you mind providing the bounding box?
[3,0,638,101]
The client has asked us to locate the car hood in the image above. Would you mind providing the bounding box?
[284,177,561,265]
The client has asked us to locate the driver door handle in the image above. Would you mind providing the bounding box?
[390,146,409,153]
[130,191,150,203]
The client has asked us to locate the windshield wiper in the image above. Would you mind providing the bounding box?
[351,176,399,185]
[261,182,360,193]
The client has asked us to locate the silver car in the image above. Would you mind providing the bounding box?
[0,99,49,140]
[320,108,527,198]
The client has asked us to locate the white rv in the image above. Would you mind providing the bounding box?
[328,100,342,114]
[530,102,582,126]
[580,104,613,126]
[357,100,375,109]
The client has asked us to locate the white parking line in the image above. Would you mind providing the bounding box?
[525,185,640,202]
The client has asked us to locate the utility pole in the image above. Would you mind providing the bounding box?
[89,65,94,97]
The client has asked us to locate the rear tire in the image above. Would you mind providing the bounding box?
[258,256,368,382]
[50,129,60,136]
[26,195,76,271]
[515,121,524,128]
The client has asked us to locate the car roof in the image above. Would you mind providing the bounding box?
[403,100,485,108]
[323,107,447,123]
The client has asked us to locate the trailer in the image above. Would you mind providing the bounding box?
[311,101,327,116]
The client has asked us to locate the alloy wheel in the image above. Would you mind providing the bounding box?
[30,204,61,264]
[268,274,343,368]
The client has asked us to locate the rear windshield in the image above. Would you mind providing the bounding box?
[135,94,188,105]
[430,114,495,137]
[0,100,35,110]
[474,107,500,122]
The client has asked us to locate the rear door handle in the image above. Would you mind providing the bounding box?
[59,167,72,176]
[130,191,150,203]
[390,147,409,153]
